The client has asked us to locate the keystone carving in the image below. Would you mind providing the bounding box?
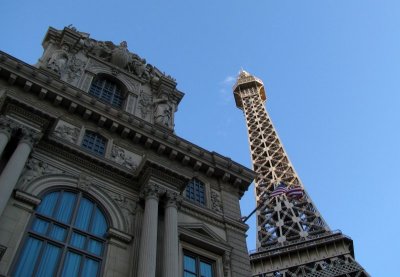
[77,173,92,191]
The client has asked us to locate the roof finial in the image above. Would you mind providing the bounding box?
[238,68,251,79]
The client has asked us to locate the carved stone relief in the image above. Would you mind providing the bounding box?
[46,43,87,86]
[53,120,80,144]
[47,43,70,76]
[66,54,86,85]
[138,90,153,121]
[110,144,142,171]
[40,26,182,129]
[211,189,223,213]
[17,158,64,188]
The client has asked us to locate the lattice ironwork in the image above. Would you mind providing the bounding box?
[234,71,368,276]
[253,255,367,277]
[233,71,329,248]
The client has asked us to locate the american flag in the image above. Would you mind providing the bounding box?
[269,182,304,199]
[286,186,304,199]
[270,183,288,197]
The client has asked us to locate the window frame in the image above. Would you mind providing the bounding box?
[11,189,109,277]
[88,76,125,108]
[185,178,207,206]
[81,130,107,156]
[183,250,215,277]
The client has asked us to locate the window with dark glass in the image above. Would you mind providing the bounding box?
[89,77,123,108]
[13,190,108,277]
[183,252,214,277]
[81,131,106,156]
[185,179,206,205]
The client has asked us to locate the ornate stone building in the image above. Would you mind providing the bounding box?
[0,26,255,277]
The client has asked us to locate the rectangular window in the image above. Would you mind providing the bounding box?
[183,252,214,277]
[81,131,106,156]
[186,179,206,205]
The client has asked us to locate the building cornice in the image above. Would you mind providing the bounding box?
[180,200,249,232]
[0,51,255,196]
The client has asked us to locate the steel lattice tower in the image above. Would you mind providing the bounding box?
[233,71,368,277]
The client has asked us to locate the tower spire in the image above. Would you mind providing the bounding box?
[233,71,368,276]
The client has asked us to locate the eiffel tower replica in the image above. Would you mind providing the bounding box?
[233,71,369,277]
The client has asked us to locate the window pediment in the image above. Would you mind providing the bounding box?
[179,224,231,255]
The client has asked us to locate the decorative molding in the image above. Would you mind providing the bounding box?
[5,103,49,130]
[14,189,41,207]
[0,70,255,191]
[180,201,248,233]
[108,227,133,244]
[179,224,232,255]
[37,141,133,186]
[138,165,189,193]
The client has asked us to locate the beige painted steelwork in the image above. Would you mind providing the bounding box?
[233,71,369,276]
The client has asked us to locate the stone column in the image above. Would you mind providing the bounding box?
[0,117,14,157]
[0,126,11,157]
[137,184,162,277]
[0,130,40,216]
[163,191,181,277]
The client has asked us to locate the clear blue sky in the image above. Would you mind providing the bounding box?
[2,1,399,275]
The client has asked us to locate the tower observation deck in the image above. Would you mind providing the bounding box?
[233,71,368,276]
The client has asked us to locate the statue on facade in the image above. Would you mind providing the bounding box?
[111,41,130,68]
[47,43,70,75]
[153,92,173,128]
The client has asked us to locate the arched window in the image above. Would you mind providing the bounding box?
[81,131,107,156]
[186,178,206,205]
[89,77,123,108]
[13,190,108,277]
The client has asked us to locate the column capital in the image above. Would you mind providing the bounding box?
[0,117,15,138]
[20,128,42,148]
[164,190,182,209]
[141,183,165,201]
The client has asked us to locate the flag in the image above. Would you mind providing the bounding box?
[286,186,304,199]
[270,183,288,197]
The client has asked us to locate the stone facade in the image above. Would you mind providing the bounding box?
[0,26,255,277]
